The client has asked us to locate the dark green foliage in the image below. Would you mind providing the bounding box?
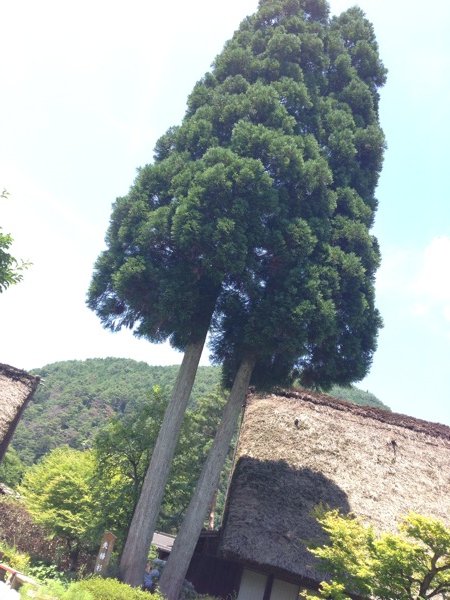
[69,577,161,599]
[93,385,231,540]
[88,132,277,351]
[198,0,386,390]
[0,446,26,487]
[12,358,221,465]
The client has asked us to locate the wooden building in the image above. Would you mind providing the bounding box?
[191,389,450,599]
[0,364,39,462]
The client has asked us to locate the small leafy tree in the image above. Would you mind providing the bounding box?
[93,385,230,543]
[0,445,26,487]
[19,447,100,569]
[305,510,450,600]
[0,189,29,291]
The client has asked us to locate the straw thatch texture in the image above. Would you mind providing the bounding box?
[0,364,39,461]
[220,390,450,582]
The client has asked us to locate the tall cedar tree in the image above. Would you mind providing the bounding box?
[89,0,385,588]
[88,39,277,590]
[158,1,386,597]
[88,151,275,584]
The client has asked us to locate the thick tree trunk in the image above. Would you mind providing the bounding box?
[158,356,255,600]
[119,336,206,587]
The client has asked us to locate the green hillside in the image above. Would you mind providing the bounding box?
[14,358,221,464]
[12,358,387,465]
[327,384,389,410]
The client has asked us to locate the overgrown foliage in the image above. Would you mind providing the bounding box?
[66,577,162,599]
[306,510,450,600]
[0,538,30,572]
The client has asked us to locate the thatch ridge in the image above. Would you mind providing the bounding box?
[272,387,450,441]
[0,363,39,385]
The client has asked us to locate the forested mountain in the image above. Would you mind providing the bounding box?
[13,358,221,465]
[12,358,387,465]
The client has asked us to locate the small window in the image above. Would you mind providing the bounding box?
[270,578,300,600]
[237,569,267,600]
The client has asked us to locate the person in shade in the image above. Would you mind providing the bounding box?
[143,560,160,593]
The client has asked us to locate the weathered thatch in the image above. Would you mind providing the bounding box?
[0,364,39,462]
[219,389,450,584]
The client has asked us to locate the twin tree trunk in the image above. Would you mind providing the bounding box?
[158,356,256,600]
[119,336,206,586]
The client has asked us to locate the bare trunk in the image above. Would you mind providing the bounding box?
[158,356,255,600]
[119,336,206,586]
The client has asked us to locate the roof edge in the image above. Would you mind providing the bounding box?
[0,363,40,391]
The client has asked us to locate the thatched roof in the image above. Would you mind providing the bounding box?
[219,389,450,584]
[0,364,39,461]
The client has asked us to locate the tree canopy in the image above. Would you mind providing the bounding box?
[306,510,450,600]
[19,447,99,568]
[87,2,386,387]
[203,0,386,390]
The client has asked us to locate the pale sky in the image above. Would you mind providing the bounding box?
[1,0,449,425]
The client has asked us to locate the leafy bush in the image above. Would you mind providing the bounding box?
[0,539,30,571]
[73,577,163,599]
[305,511,450,600]
[26,561,68,583]
[20,577,163,600]
[20,580,93,600]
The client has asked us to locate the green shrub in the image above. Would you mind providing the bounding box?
[0,539,30,571]
[26,561,69,584]
[20,579,93,600]
[20,577,164,599]
[72,577,163,599]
